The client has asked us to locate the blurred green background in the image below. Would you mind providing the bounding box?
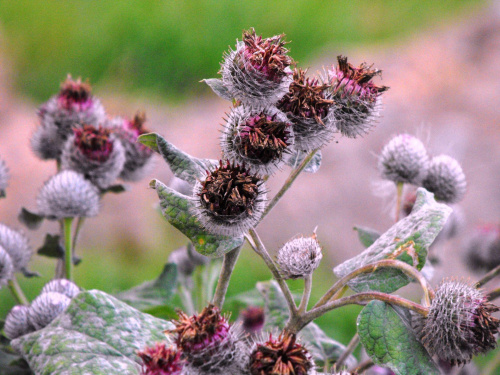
[0,0,493,359]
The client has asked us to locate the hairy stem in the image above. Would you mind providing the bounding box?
[8,277,29,306]
[262,149,319,219]
[395,181,404,222]
[247,229,298,315]
[212,246,242,309]
[314,259,434,309]
[476,263,500,288]
[334,333,360,370]
[179,283,195,315]
[63,217,74,281]
[487,286,500,301]
[352,359,374,374]
[298,274,312,314]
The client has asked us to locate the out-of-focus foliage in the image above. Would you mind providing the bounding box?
[0,0,483,101]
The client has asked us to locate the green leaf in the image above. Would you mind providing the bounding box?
[256,281,356,368]
[100,184,128,194]
[202,78,233,101]
[116,263,178,310]
[354,226,381,248]
[334,188,452,293]
[151,179,244,258]
[138,132,217,185]
[11,290,173,375]
[18,208,44,230]
[286,150,322,173]
[357,301,439,375]
[36,234,64,259]
[0,350,32,375]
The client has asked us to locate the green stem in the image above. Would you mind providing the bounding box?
[334,333,360,370]
[72,217,86,254]
[476,263,500,288]
[212,246,242,309]
[7,277,29,305]
[261,149,319,219]
[352,359,374,374]
[487,286,500,301]
[179,283,195,315]
[298,274,312,314]
[63,217,74,281]
[395,181,404,222]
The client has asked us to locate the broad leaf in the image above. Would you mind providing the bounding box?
[116,263,178,310]
[257,281,356,368]
[354,226,381,248]
[151,179,244,258]
[286,149,322,173]
[11,290,173,375]
[357,301,439,375]
[18,208,44,230]
[138,133,217,185]
[202,78,233,101]
[334,188,452,293]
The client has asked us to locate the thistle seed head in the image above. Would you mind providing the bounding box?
[276,232,323,279]
[4,305,35,339]
[193,161,266,237]
[220,29,293,106]
[378,134,429,185]
[221,105,293,175]
[278,68,337,152]
[464,224,500,272]
[0,246,14,287]
[36,170,100,219]
[414,280,500,366]
[41,278,81,299]
[240,306,265,334]
[60,125,126,189]
[57,76,93,111]
[249,333,314,375]
[137,342,184,375]
[28,291,71,330]
[0,156,9,197]
[422,155,466,203]
[0,224,32,273]
[328,56,388,138]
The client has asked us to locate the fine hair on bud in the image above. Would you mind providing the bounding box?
[60,125,126,189]
[192,161,267,237]
[41,279,81,299]
[36,170,100,220]
[4,305,35,339]
[0,156,9,197]
[413,280,500,366]
[137,342,184,375]
[0,224,32,273]
[221,105,294,175]
[220,28,293,106]
[422,154,466,203]
[0,246,14,287]
[28,291,72,330]
[378,133,429,185]
[328,55,388,138]
[278,67,337,152]
[276,231,323,279]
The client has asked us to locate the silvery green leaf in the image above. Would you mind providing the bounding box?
[358,301,439,375]
[354,226,381,248]
[151,179,244,258]
[256,280,356,368]
[334,188,452,293]
[138,133,217,185]
[11,290,173,375]
[116,263,178,310]
[286,149,322,173]
[202,78,233,101]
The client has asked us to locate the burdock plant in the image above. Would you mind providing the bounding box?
[1,27,499,375]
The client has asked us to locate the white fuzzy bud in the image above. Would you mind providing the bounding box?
[0,156,9,196]
[423,155,466,203]
[41,279,80,299]
[276,233,323,279]
[4,305,35,339]
[0,246,14,287]
[28,292,71,330]
[0,224,32,273]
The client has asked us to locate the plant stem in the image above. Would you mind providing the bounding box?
[7,277,29,305]
[483,350,500,375]
[334,333,360,370]
[262,149,319,219]
[476,263,500,288]
[247,229,298,315]
[212,246,242,309]
[72,217,86,255]
[63,217,74,281]
[395,181,404,222]
[298,274,312,314]
[179,283,195,315]
[352,359,374,374]
[487,286,500,301]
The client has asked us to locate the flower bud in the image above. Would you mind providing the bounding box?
[220,28,293,106]
[0,156,9,197]
[168,244,210,277]
[61,125,126,189]
[0,246,14,287]
[422,155,466,203]
[41,279,80,299]
[414,280,500,366]
[276,232,322,279]
[30,123,62,160]
[36,170,100,220]
[193,161,266,237]
[249,333,314,375]
[137,342,184,375]
[278,68,336,151]
[0,224,32,273]
[4,305,35,339]
[28,291,71,330]
[221,105,294,175]
[464,224,500,272]
[328,56,388,138]
[239,306,265,335]
[378,134,429,185]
